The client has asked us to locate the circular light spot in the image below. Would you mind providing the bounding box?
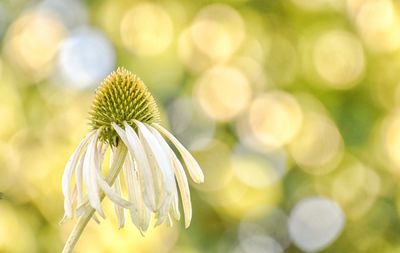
[289,112,343,174]
[190,4,245,61]
[248,91,302,150]
[356,0,400,52]
[313,30,365,89]
[120,3,173,56]
[195,65,251,121]
[4,11,66,80]
[288,197,345,252]
[57,27,115,89]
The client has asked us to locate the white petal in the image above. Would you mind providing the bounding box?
[123,123,157,210]
[149,126,192,227]
[154,194,172,227]
[147,126,181,221]
[89,128,133,209]
[75,151,86,210]
[124,154,151,232]
[62,131,95,218]
[171,160,192,227]
[139,120,168,208]
[93,144,134,209]
[135,121,175,199]
[123,155,140,228]
[83,130,105,218]
[113,176,125,228]
[152,123,204,183]
[170,191,180,221]
[167,212,174,227]
[113,122,157,210]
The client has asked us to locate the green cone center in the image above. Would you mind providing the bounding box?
[89,67,160,145]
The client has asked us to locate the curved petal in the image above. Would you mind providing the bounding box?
[112,123,157,210]
[123,122,157,210]
[149,126,192,227]
[152,123,204,184]
[83,130,105,218]
[75,149,86,211]
[108,148,125,228]
[124,154,151,232]
[170,190,180,221]
[135,121,175,209]
[154,194,172,227]
[148,126,181,221]
[113,176,125,228]
[93,144,134,210]
[62,131,95,218]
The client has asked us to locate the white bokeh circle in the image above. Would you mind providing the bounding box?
[57,27,115,89]
[288,197,345,252]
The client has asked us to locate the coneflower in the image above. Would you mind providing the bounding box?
[61,67,204,253]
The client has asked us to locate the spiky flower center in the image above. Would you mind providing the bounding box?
[90,67,160,145]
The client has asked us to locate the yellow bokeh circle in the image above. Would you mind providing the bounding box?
[120,3,173,56]
[195,65,251,121]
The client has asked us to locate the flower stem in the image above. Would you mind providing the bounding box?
[62,144,128,253]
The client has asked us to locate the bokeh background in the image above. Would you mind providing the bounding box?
[1,0,400,252]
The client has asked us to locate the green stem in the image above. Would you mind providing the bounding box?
[62,144,128,253]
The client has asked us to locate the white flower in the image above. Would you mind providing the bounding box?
[61,68,204,234]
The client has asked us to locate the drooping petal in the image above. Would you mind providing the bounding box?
[147,126,181,221]
[108,148,125,228]
[113,176,125,228]
[135,121,176,215]
[149,126,192,227]
[123,154,140,229]
[167,212,174,227]
[75,150,86,211]
[170,190,180,221]
[154,195,172,227]
[93,143,134,210]
[171,159,192,227]
[123,123,158,210]
[62,131,95,218]
[152,123,204,184]
[112,122,157,210]
[124,154,151,232]
[83,130,105,218]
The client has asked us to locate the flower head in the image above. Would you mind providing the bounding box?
[62,67,204,233]
[89,67,160,145]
